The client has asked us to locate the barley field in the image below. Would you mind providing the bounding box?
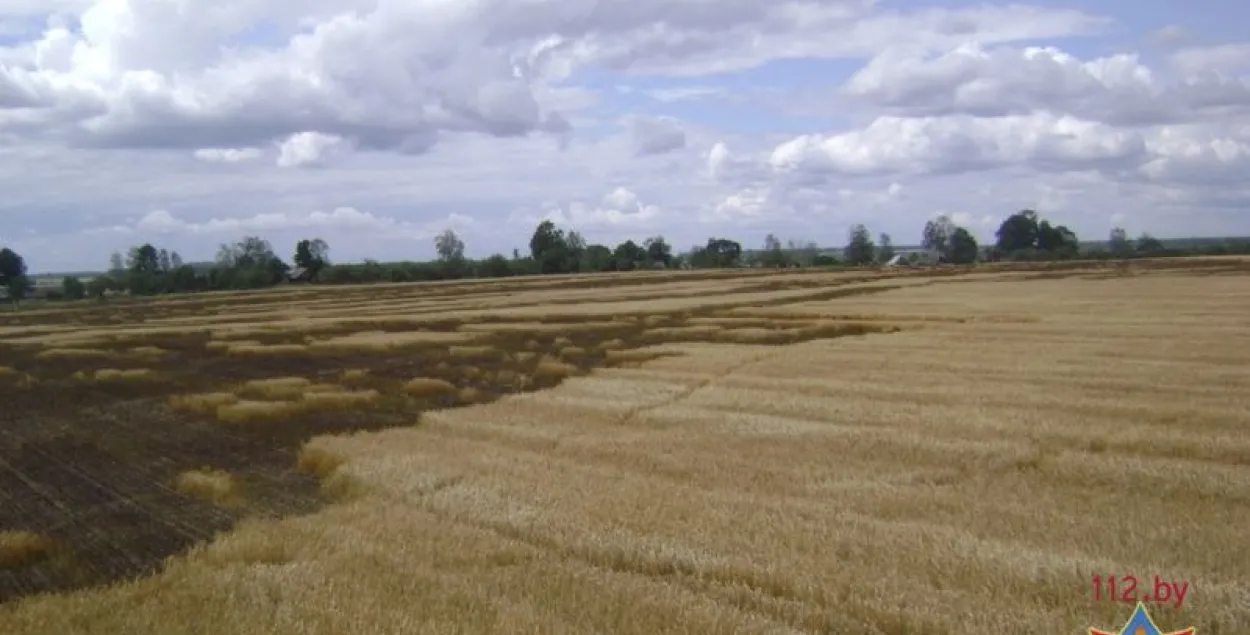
[1,259,1248,634]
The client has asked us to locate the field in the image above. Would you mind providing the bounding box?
[1,259,1248,634]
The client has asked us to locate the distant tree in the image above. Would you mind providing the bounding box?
[62,276,86,300]
[529,220,573,274]
[948,227,980,264]
[844,224,876,265]
[1136,233,1165,254]
[922,215,956,259]
[127,244,160,274]
[170,251,184,269]
[995,210,1040,253]
[877,233,896,264]
[479,254,513,278]
[434,230,467,278]
[1109,227,1131,254]
[758,233,787,267]
[1036,220,1079,256]
[612,240,646,271]
[582,244,613,271]
[157,248,171,272]
[294,238,330,279]
[786,239,819,267]
[692,237,742,268]
[0,247,32,306]
[108,251,125,275]
[644,235,672,267]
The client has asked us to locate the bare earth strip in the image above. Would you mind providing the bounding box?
[1,265,1248,634]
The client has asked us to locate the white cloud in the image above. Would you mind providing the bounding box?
[4,0,1250,273]
[276,132,351,168]
[116,207,477,241]
[193,147,262,163]
[843,42,1250,125]
[630,115,686,156]
[510,187,662,230]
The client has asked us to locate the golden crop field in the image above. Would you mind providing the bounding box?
[1,258,1248,634]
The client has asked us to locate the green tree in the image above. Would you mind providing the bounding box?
[844,224,876,265]
[479,254,514,278]
[691,238,742,268]
[434,230,467,278]
[1109,227,1131,255]
[922,215,956,259]
[1036,220,1079,256]
[759,233,788,267]
[877,233,896,264]
[0,247,32,306]
[62,276,86,300]
[948,227,980,264]
[612,240,646,271]
[529,220,574,274]
[644,235,672,268]
[1136,233,1165,254]
[294,238,330,278]
[582,244,613,271]
[994,210,1040,253]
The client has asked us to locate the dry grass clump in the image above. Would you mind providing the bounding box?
[456,387,485,404]
[168,391,239,415]
[215,400,301,424]
[597,338,627,350]
[0,366,18,378]
[341,368,370,380]
[128,346,166,359]
[204,339,245,351]
[91,368,154,382]
[297,443,346,479]
[718,328,793,344]
[533,357,578,381]
[302,389,381,411]
[552,336,573,348]
[514,351,537,363]
[35,347,110,360]
[238,376,311,400]
[224,342,308,356]
[559,345,587,359]
[403,377,457,397]
[604,349,681,365]
[456,320,620,334]
[309,330,475,352]
[0,530,55,568]
[641,325,723,341]
[788,321,901,339]
[174,469,242,508]
[448,345,498,360]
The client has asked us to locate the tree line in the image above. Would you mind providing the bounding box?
[1,210,1247,306]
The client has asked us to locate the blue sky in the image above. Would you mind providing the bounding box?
[1,0,1248,272]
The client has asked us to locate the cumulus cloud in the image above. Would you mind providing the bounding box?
[843,43,1250,125]
[511,187,661,229]
[5,0,1250,273]
[276,132,351,168]
[98,207,477,241]
[193,147,262,163]
[768,113,1148,178]
[630,115,686,156]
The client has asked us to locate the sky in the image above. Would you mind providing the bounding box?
[1,0,1249,273]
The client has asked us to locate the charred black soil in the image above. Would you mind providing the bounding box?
[0,275,912,603]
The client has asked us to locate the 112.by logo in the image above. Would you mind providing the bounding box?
[1088,602,1195,635]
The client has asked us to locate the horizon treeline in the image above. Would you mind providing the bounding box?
[2,210,1248,305]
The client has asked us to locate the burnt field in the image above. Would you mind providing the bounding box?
[0,267,910,602]
[2,258,1249,635]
